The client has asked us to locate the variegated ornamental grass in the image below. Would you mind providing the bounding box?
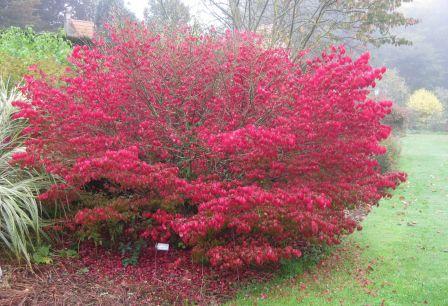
[0,78,51,263]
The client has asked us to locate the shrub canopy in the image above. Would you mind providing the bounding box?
[14,24,405,269]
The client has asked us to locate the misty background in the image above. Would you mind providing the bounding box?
[1,0,447,94]
[371,0,448,90]
[125,0,448,91]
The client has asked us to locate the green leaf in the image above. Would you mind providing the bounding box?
[32,245,52,264]
[58,248,79,259]
[77,267,89,274]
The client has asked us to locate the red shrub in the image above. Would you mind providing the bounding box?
[75,206,125,226]
[14,23,405,269]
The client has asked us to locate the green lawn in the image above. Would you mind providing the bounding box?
[231,134,448,306]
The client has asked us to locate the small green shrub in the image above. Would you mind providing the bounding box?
[0,27,71,87]
[377,136,401,173]
[383,105,409,136]
[0,27,71,62]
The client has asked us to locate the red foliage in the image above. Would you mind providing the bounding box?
[14,23,405,269]
[75,206,125,226]
[140,209,178,242]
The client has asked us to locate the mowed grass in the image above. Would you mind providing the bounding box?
[231,134,448,305]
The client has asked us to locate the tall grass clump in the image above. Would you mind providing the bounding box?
[0,78,51,263]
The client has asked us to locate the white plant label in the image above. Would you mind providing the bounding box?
[155,243,169,251]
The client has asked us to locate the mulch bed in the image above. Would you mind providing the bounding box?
[0,246,275,305]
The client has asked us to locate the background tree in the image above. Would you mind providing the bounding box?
[374,68,410,106]
[371,0,448,90]
[203,0,417,56]
[0,0,43,29]
[95,0,135,28]
[407,89,443,129]
[0,0,97,31]
[36,0,98,31]
[434,87,448,118]
[0,0,135,31]
[144,0,191,27]
[373,69,410,135]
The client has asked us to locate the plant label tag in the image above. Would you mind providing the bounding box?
[155,243,169,251]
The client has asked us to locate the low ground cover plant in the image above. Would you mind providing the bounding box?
[13,23,405,270]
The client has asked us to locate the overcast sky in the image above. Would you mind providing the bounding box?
[126,0,215,24]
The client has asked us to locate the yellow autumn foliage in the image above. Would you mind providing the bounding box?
[407,89,443,117]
